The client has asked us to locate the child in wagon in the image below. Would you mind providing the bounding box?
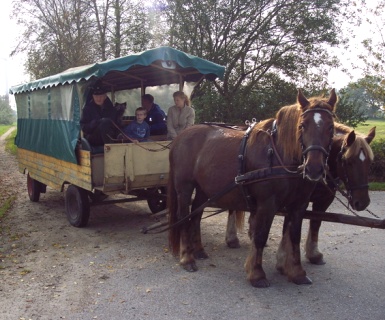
[120,107,150,143]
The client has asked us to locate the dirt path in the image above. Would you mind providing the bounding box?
[0,131,384,320]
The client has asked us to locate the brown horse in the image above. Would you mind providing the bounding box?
[168,89,336,287]
[225,123,376,266]
[304,123,375,264]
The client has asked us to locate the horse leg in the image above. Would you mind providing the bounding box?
[277,208,312,285]
[191,186,209,260]
[276,216,290,275]
[305,194,333,265]
[244,207,275,288]
[225,210,241,248]
[178,185,199,272]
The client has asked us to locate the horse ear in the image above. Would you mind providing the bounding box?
[365,126,376,144]
[346,130,356,147]
[327,88,337,109]
[297,89,309,110]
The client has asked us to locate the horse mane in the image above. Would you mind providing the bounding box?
[274,104,303,163]
[248,94,336,163]
[334,122,351,135]
[334,122,374,161]
[247,104,303,163]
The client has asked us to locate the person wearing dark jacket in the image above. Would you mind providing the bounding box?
[141,94,167,135]
[80,82,121,146]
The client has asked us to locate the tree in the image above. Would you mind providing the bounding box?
[335,87,368,127]
[11,0,156,79]
[160,0,356,119]
[12,0,97,79]
[0,96,15,125]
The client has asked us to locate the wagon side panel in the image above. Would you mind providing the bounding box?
[18,148,93,192]
[103,142,169,193]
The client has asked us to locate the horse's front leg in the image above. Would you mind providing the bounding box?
[245,207,275,288]
[277,208,312,285]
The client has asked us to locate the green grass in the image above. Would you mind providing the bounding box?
[0,124,14,136]
[0,128,18,220]
[5,129,17,155]
[355,119,385,140]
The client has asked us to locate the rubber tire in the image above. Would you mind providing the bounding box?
[65,185,90,228]
[147,187,167,213]
[27,173,41,202]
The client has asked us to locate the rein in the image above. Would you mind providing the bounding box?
[109,121,172,152]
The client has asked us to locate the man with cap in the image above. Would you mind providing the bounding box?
[80,81,121,146]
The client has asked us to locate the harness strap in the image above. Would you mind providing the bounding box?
[237,122,257,210]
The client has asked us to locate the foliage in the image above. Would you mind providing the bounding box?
[193,74,297,124]
[369,182,385,191]
[349,76,385,118]
[161,0,356,106]
[359,1,385,87]
[335,87,368,127]
[0,96,15,125]
[11,0,159,78]
[369,138,385,181]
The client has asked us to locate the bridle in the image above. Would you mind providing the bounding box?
[299,107,335,158]
[337,143,369,200]
[298,107,335,179]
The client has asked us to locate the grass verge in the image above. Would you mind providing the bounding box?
[0,128,18,220]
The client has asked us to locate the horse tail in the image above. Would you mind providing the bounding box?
[167,166,180,255]
[235,210,245,232]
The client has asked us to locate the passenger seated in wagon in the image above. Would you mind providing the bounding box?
[141,94,167,135]
[80,81,123,147]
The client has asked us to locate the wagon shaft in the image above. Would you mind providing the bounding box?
[276,210,385,229]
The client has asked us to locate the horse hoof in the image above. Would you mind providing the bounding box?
[276,265,285,275]
[292,275,312,285]
[194,250,209,260]
[308,255,326,265]
[250,278,270,288]
[226,239,241,249]
[182,262,198,272]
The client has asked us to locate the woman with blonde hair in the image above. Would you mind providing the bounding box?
[167,91,195,140]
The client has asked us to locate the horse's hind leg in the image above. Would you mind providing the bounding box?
[305,197,333,265]
[178,184,199,272]
[305,219,324,265]
[191,186,209,260]
[225,210,241,248]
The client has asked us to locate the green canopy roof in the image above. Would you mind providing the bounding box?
[10,46,225,94]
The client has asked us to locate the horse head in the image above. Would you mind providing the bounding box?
[335,127,375,210]
[297,89,336,181]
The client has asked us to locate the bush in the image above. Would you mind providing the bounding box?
[370,138,385,181]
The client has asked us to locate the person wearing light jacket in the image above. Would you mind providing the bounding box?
[166,91,195,140]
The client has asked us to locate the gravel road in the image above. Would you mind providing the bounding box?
[1,129,384,320]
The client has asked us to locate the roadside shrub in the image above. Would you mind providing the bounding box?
[370,138,385,181]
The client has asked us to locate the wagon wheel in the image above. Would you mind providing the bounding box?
[27,173,43,202]
[65,185,90,228]
[147,187,167,213]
